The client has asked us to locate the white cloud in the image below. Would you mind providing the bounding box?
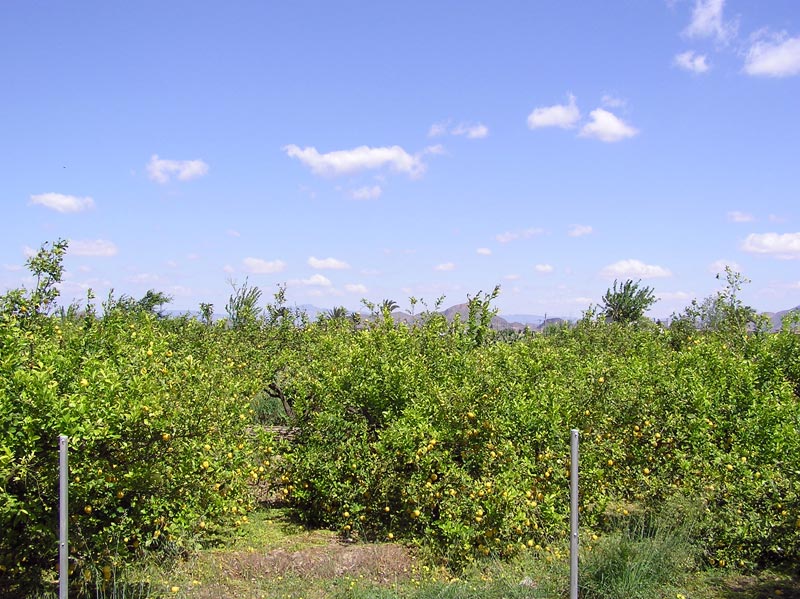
[709,259,741,274]
[742,232,800,259]
[601,94,627,109]
[727,210,754,223]
[295,274,332,287]
[30,192,95,213]
[535,264,554,273]
[70,239,118,257]
[504,274,521,281]
[283,144,425,178]
[345,283,368,294]
[349,185,383,201]
[744,33,800,78]
[476,247,492,256]
[223,264,235,274]
[570,296,595,306]
[435,262,455,271]
[243,257,287,274]
[3,264,22,271]
[600,259,672,279]
[428,121,449,138]
[684,0,737,43]
[674,50,710,73]
[423,144,446,155]
[568,224,593,237]
[657,291,693,301]
[308,256,350,270]
[226,229,241,237]
[429,120,489,139]
[23,246,36,258]
[496,227,544,243]
[580,109,639,142]
[146,154,209,183]
[527,94,581,129]
[451,122,489,139]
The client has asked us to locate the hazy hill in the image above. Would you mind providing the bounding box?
[764,305,800,331]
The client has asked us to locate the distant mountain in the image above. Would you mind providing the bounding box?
[500,314,546,326]
[763,305,800,331]
[290,302,800,333]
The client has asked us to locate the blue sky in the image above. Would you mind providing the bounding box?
[3,0,799,319]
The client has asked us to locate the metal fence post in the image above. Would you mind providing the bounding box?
[570,428,579,599]
[59,434,68,599]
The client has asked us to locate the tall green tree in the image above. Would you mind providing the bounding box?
[601,279,657,324]
[225,278,263,329]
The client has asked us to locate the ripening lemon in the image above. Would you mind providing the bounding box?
[84,505,92,515]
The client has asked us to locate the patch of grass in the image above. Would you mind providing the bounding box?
[33,505,796,599]
[579,501,700,599]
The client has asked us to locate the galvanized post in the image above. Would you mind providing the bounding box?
[570,428,579,599]
[59,435,68,599]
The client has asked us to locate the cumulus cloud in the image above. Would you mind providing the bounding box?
[429,120,489,139]
[535,264,554,273]
[308,256,350,270]
[600,259,672,279]
[674,50,710,73]
[345,283,368,294]
[451,122,489,139]
[147,155,209,183]
[727,210,754,223]
[568,224,593,237]
[428,121,449,138]
[70,239,118,257]
[243,257,287,274]
[476,248,492,256]
[601,94,627,109]
[580,109,639,142]
[709,259,741,274]
[349,185,383,200]
[744,32,800,77]
[298,274,332,287]
[504,274,521,281]
[742,232,800,259]
[30,192,95,213]
[684,0,737,43]
[284,144,425,178]
[527,94,581,129]
[496,228,544,243]
[434,262,455,271]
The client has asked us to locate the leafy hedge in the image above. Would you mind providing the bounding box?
[275,314,800,569]
[0,306,272,595]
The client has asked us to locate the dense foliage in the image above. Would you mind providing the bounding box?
[274,310,800,570]
[1,242,799,595]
